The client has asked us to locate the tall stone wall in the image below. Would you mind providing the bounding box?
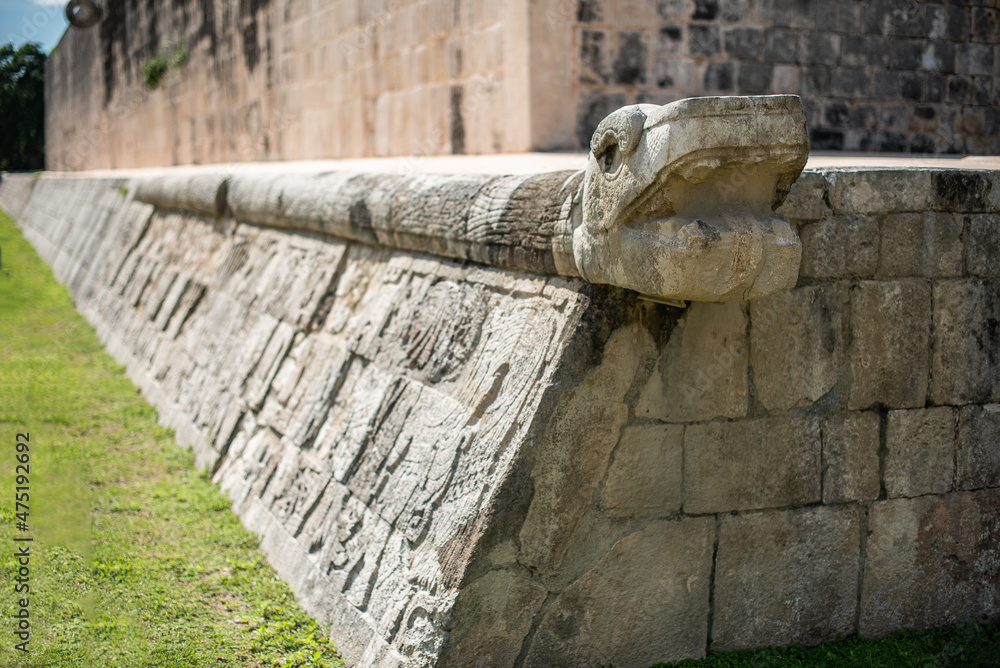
[565,0,1000,153]
[46,0,532,170]
[44,0,1000,170]
[2,165,998,667]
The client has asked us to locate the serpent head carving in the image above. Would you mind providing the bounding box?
[572,95,809,303]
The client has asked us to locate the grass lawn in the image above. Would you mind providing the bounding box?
[0,205,997,668]
[0,207,343,666]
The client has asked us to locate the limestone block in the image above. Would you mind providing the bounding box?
[931,279,1000,406]
[931,170,997,213]
[713,505,860,650]
[775,170,829,222]
[877,212,964,278]
[823,411,881,504]
[824,169,934,214]
[799,215,879,279]
[684,416,821,514]
[438,571,547,668]
[132,173,229,217]
[519,323,650,572]
[523,519,714,667]
[967,214,1000,277]
[637,301,748,423]
[601,423,683,518]
[957,404,1000,491]
[848,280,931,410]
[885,408,956,498]
[750,284,847,412]
[860,490,1000,637]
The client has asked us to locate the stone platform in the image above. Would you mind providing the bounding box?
[1,155,998,667]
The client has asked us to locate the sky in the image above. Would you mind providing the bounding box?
[1,0,69,53]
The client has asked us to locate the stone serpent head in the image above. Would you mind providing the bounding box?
[573,95,809,303]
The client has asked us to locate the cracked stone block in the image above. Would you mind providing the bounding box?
[684,416,821,514]
[957,404,1000,491]
[750,284,847,413]
[966,214,1000,277]
[848,280,931,410]
[519,323,651,573]
[523,518,714,667]
[799,215,879,279]
[602,424,684,518]
[932,279,1000,406]
[637,301,748,423]
[776,170,828,221]
[713,505,861,650]
[825,170,934,214]
[877,212,963,278]
[438,571,547,668]
[885,407,956,498]
[823,411,881,504]
[860,490,1000,637]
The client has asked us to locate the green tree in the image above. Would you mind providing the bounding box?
[0,42,46,171]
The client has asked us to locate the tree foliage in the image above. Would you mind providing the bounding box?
[0,42,46,171]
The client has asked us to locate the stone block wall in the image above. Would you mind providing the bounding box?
[562,0,1000,153]
[46,0,531,170]
[44,0,1000,170]
[2,165,998,666]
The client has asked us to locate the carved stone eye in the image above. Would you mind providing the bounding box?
[599,143,620,174]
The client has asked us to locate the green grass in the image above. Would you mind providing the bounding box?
[0,208,343,666]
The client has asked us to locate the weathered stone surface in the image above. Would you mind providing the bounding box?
[0,172,38,220]
[957,404,1000,491]
[713,505,860,650]
[438,571,547,668]
[932,279,1000,406]
[11,163,1000,667]
[524,519,714,668]
[602,423,683,518]
[825,169,934,214]
[860,490,1000,637]
[823,411,881,504]
[876,212,963,278]
[799,214,879,279]
[848,280,931,410]
[684,416,821,514]
[8,174,601,668]
[776,170,829,222]
[750,284,847,412]
[885,408,956,498]
[966,214,1000,277]
[637,301,748,423]
[518,323,651,573]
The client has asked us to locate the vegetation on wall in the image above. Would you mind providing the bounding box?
[142,42,188,90]
[0,43,46,170]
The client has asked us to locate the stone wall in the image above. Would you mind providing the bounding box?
[44,0,1000,170]
[1,165,998,666]
[566,0,1000,153]
[46,0,531,170]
